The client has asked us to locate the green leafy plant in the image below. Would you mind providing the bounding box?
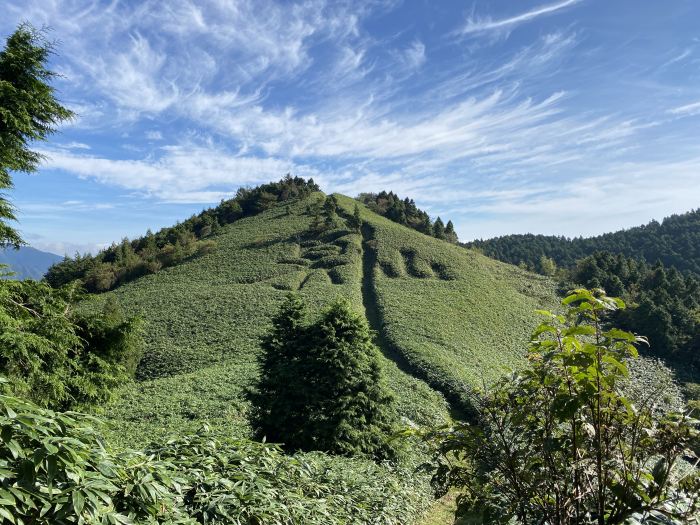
[0,382,192,524]
[424,289,699,524]
[0,385,432,524]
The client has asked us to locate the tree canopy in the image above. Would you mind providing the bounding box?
[255,294,398,460]
[0,24,74,247]
[357,191,459,243]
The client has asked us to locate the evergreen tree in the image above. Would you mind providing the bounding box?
[0,24,74,247]
[348,203,362,232]
[444,220,458,243]
[322,195,339,229]
[305,300,397,459]
[433,217,446,240]
[255,294,311,449]
[255,296,397,460]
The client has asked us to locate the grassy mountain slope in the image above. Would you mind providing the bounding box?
[85,194,446,448]
[85,192,558,448]
[0,246,62,279]
[336,195,559,413]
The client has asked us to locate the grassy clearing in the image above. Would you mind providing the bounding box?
[419,493,461,525]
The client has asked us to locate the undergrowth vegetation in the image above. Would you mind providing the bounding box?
[0,384,433,524]
[0,277,142,410]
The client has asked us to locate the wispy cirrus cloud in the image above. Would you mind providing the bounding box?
[460,0,584,36]
[668,100,700,117]
[38,145,308,203]
[3,0,700,247]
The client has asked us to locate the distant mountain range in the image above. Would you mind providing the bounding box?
[0,246,63,280]
[467,208,700,275]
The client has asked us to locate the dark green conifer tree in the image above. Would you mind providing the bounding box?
[0,24,74,247]
[255,296,397,460]
[433,217,446,240]
[255,294,311,448]
[444,220,458,243]
[348,203,362,232]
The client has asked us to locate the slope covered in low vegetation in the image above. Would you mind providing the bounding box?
[334,195,559,414]
[86,192,560,447]
[82,193,451,449]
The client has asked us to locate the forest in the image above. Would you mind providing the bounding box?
[468,209,700,275]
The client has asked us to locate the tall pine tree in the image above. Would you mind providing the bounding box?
[255,295,398,460]
[0,24,74,247]
[433,217,446,240]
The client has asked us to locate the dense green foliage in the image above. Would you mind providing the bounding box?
[425,289,700,524]
[468,208,700,275]
[357,191,458,243]
[255,295,398,459]
[0,386,433,524]
[572,252,700,368]
[45,176,320,292]
[0,277,142,410]
[0,24,74,247]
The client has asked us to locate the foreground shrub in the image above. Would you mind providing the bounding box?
[0,279,142,410]
[424,289,700,524]
[0,383,190,524]
[0,382,430,524]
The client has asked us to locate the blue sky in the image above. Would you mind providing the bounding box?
[3,0,700,255]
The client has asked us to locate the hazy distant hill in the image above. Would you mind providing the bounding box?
[0,246,62,280]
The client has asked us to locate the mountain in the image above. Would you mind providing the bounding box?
[77,192,557,448]
[17,187,692,523]
[468,208,700,275]
[59,190,557,519]
[0,246,63,280]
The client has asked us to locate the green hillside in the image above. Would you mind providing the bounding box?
[71,192,558,523]
[82,192,558,447]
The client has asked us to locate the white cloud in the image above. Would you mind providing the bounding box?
[403,40,426,69]
[146,130,163,140]
[39,145,308,202]
[668,100,700,117]
[460,0,583,36]
[453,156,700,240]
[56,141,91,150]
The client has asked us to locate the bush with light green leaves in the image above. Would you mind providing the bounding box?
[0,381,191,524]
[0,380,432,524]
[424,289,700,525]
